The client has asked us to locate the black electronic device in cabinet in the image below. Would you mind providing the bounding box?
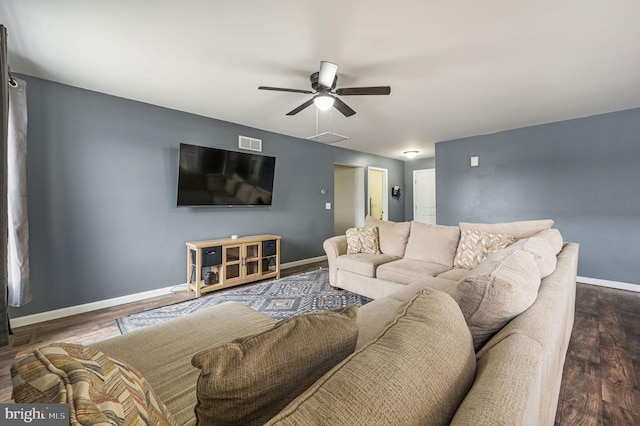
[201,246,222,266]
[262,240,277,257]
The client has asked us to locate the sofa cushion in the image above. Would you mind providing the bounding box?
[453,228,516,269]
[437,268,473,282]
[265,288,476,426]
[346,226,381,254]
[336,253,399,278]
[364,216,411,257]
[452,249,542,351]
[450,334,544,426]
[377,258,450,285]
[390,277,460,301]
[404,221,461,267]
[511,236,557,278]
[12,343,171,425]
[459,219,554,240]
[191,305,359,426]
[532,228,564,255]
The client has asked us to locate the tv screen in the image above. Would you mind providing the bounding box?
[177,143,276,206]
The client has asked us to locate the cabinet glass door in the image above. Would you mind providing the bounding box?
[245,243,260,278]
[224,245,242,281]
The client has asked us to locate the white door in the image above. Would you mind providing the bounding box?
[368,167,388,221]
[413,169,436,224]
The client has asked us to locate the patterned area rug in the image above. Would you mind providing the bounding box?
[116,268,371,334]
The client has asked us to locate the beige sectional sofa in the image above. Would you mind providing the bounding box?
[11,218,578,425]
[324,216,578,424]
[324,216,557,299]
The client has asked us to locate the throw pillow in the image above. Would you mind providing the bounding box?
[265,288,476,426]
[11,343,171,425]
[345,226,381,254]
[191,305,359,426]
[453,228,516,269]
[452,249,542,351]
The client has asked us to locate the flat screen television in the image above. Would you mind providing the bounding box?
[177,143,276,207]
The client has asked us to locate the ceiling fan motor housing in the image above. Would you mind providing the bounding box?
[310,71,337,91]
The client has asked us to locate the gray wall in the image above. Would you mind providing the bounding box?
[10,76,405,317]
[403,157,436,221]
[435,107,640,286]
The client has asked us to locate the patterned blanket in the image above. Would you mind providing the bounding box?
[11,343,172,426]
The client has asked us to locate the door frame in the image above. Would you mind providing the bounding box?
[333,163,365,235]
[367,166,388,221]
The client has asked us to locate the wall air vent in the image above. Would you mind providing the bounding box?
[238,135,262,152]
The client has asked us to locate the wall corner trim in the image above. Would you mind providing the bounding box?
[577,276,640,292]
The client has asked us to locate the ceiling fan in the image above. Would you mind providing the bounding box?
[258,61,391,117]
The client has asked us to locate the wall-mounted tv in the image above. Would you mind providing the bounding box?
[177,143,276,207]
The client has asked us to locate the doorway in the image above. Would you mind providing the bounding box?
[413,169,436,224]
[333,164,365,235]
[368,167,388,221]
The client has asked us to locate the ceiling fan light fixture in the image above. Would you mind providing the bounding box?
[313,94,335,111]
[404,150,419,159]
[259,61,390,117]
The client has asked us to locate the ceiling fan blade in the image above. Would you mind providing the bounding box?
[318,61,338,89]
[333,97,356,117]
[259,86,314,94]
[286,99,314,115]
[336,86,391,96]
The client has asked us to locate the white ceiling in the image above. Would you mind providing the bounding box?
[3,0,640,160]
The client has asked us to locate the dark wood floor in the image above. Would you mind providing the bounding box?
[555,283,640,425]
[2,262,639,425]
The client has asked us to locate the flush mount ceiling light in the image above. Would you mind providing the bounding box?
[313,93,335,111]
[404,150,419,159]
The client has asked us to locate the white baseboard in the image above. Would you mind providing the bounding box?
[10,256,328,328]
[10,285,177,329]
[577,276,640,293]
[281,255,327,269]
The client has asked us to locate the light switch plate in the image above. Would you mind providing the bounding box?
[470,156,479,167]
[325,202,332,210]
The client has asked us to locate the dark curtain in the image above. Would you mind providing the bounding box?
[1,25,11,347]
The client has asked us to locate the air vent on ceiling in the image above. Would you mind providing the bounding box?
[307,131,350,144]
[238,135,262,152]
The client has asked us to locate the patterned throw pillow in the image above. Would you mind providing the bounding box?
[454,229,516,269]
[191,305,359,426]
[11,343,172,425]
[345,226,381,254]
